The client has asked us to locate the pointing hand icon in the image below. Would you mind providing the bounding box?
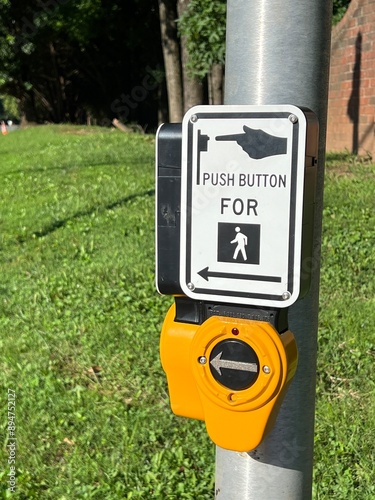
[216,126,287,160]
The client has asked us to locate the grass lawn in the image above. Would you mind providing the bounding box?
[314,153,375,499]
[0,126,374,499]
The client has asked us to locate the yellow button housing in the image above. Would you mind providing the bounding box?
[160,304,298,451]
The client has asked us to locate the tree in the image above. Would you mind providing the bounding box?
[0,0,107,122]
[178,0,226,104]
[0,0,352,127]
[177,0,203,113]
[333,0,351,24]
[158,0,183,122]
[0,0,163,126]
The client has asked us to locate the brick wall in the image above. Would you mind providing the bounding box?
[326,0,375,156]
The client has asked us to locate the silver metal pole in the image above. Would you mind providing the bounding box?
[215,1,332,499]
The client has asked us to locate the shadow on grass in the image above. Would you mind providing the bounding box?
[17,189,155,242]
[2,159,148,177]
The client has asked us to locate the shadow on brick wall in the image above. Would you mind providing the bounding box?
[347,32,362,154]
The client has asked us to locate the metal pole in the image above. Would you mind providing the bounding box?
[215,1,332,499]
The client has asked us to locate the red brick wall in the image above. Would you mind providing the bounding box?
[326,0,375,156]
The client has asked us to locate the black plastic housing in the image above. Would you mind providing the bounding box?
[156,123,183,295]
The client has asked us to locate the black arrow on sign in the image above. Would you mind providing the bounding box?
[198,266,281,283]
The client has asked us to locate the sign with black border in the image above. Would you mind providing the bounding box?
[179,105,307,308]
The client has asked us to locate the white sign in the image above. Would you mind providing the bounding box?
[179,105,308,308]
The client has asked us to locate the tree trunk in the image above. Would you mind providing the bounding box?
[177,0,204,112]
[158,0,183,122]
[49,42,66,122]
[158,79,169,125]
[208,63,224,105]
[19,91,37,124]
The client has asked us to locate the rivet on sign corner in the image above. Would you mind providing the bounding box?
[289,114,298,124]
[187,282,195,291]
[263,365,271,374]
[282,291,291,300]
[190,114,198,123]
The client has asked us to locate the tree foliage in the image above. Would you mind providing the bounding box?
[0,0,352,125]
[333,0,351,25]
[178,0,226,78]
[0,0,163,125]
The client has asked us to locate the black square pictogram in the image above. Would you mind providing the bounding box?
[217,223,260,264]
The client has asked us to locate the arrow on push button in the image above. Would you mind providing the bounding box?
[210,351,258,376]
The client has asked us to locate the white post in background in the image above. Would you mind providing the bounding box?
[215,1,332,499]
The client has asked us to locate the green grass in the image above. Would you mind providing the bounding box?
[0,126,214,499]
[0,126,374,498]
[314,154,375,499]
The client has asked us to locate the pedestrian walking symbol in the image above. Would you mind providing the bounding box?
[218,223,260,265]
[231,227,248,261]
